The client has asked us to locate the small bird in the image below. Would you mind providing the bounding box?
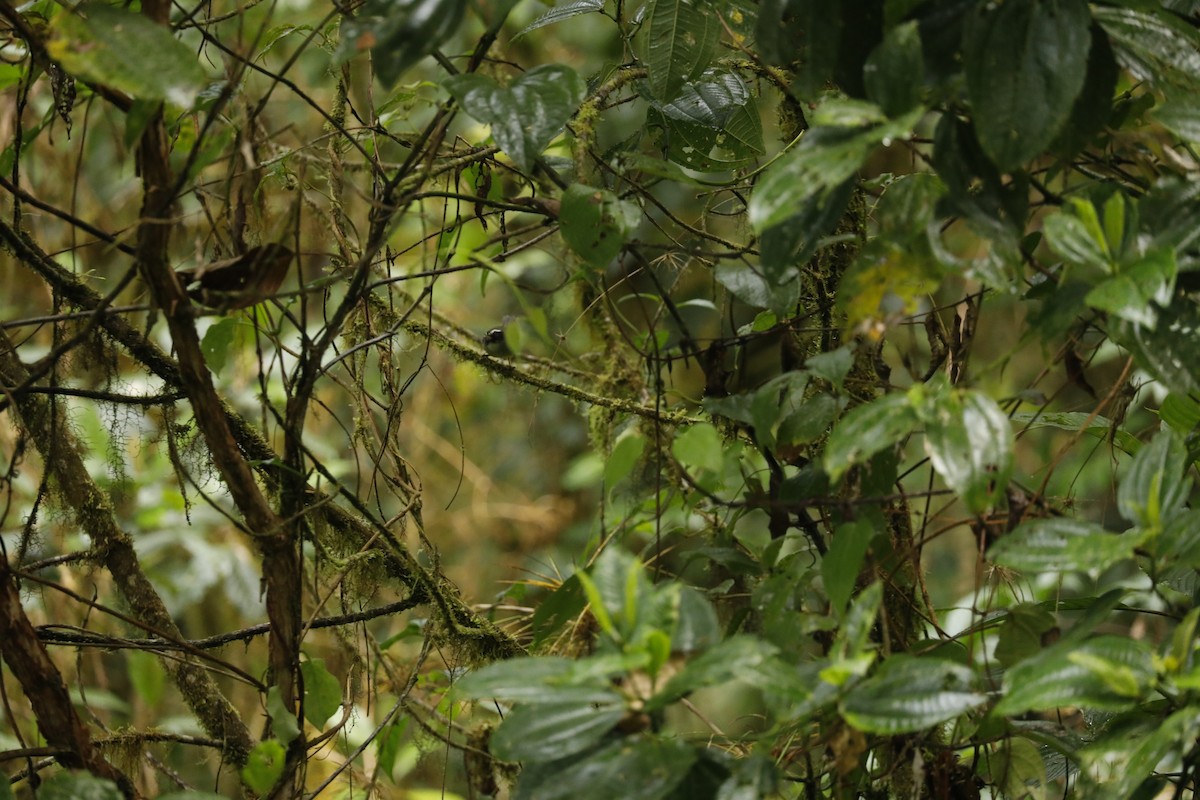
[174,243,293,310]
[481,326,513,357]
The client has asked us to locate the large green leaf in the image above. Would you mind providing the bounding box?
[1118,428,1191,529]
[491,699,626,761]
[300,658,343,728]
[514,737,698,800]
[558,184,640,268]
[1078,710,1200,797]
[963,0,1092,171]
[824,393,920,483]
[47,4,208,106]
[649,71,764,172]
[821,520,874,615]
[336,0,469,86]
[1094,6,1200,90]
[863,21,924,117]
[457,656,624,704]
[639,0,721,102]
[650,636,782,711]
[996,636,1154,715]
[749,108,922,233]
[921,388,1012,513]
[36,774,123,800]
[1112,300,1200,396]
[444,65,586,173]
[988,517,1136,573]
[841,656,985,734]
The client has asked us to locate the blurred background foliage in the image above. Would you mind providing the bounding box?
[1,0,1200,797]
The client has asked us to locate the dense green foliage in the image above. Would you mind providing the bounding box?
[2,0,1200,797]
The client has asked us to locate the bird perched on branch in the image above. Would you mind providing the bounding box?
[174,243,293,310]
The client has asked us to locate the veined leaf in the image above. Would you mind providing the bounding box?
[749,108,922,233]
[1118,428,1191,529]
[963,0,1091,170]
[841,656,985,734]
[824,393,919,483]
[996,636,1153,715]
[491,699,626,761]
[639,0,721,102]
[48,4,208,106]
[445,65,585,173]
[921,388,1012,513]
[515,0,605,38]
[988,517,1136,573]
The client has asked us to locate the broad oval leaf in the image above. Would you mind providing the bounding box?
[996,635,1154,715]
[1112,300,1200,397]
[749,109,922,233]
[1118,428,1191,529]
[491,699,626,761]
[513,736,698,800]
[988,517,1135,573]
[300,658,343,728]
[48,4,208,106]
[444,65,586,173]
[36,773,123,800]
[824,393,920,483]
[559,184,639,267]
[822,520,874,615]
[1094,6,1200,87]
[963,0,1092,171]
[651,636,781,711]
[841,656,985,734]
[922,388,1012,513]
[457,656,623,704]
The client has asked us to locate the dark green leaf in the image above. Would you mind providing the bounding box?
[491,699,626,761]
[1081,710,1200,798]
[988,517,1136,573]
[201,317,239,375]
[516,0,605,38]
[749,110,921,232]
[639,0,721,102]
[756,177,856,313]
[48,4,208,106]
[649,72,764,171]
[821,520,873,614]
[841,656,985,734]
[824,393,919,483]
[36,773,123,800]
[267,686,301,744]
[558,184,639,268]
[242,740,286,794]
[1094,6,1200,89]
[514,737,698,800]
[301,658,343,728]
[994,604,1057,669]
[963,0,1091,170]
[996,636,1154,715]
[444,65,585,173]
[1160,392,1200,435]
[805,347,853,390]
[672,586,720,653]
[651,637,782,711]
[921,387,1012,513]
[336,0,469,86]
[1112,299,1200,396]
[1118,428,1191,528]
[458,656,623,703]
[531,575,587,648]
[1042,201,1112,271]
[672,423,724,475]
[863,21,924,116]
